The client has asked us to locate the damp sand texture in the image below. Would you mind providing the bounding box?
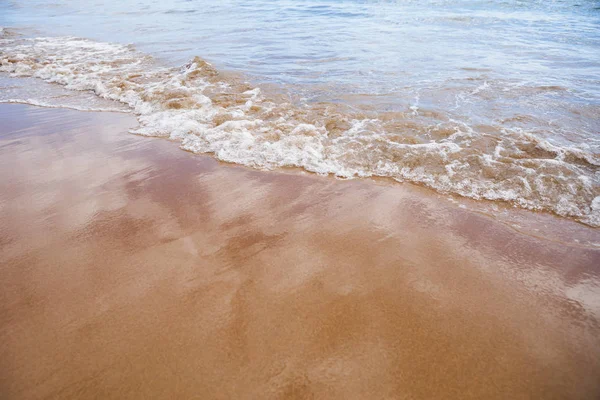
[1,104,599,399]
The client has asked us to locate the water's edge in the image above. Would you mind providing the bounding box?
[1,30,598,227]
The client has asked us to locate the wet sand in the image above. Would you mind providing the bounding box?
[0,103,599,399]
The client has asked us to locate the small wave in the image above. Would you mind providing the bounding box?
[1,35,598,226]
[0,98,131,113]
[164,9,197,15]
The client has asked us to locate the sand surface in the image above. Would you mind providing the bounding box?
[0,103,599,399]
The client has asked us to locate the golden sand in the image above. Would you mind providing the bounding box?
[0,104,599,399]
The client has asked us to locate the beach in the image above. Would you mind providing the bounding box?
[1,103,599,399]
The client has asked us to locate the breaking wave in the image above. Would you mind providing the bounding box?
[1,33,599,226]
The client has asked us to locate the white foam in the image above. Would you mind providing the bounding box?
[0,98,131,113]
[1,35,598,226]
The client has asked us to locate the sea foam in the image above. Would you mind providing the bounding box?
[1,35,598,226]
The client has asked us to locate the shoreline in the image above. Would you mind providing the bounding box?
[1,103,599,399]
[2,31,598,228]
[3,91,595,247]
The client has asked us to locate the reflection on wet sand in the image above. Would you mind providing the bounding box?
[0,104,599,399]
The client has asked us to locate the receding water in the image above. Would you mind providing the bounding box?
[1,0,599,225]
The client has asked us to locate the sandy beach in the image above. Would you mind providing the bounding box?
[0,103,599,399]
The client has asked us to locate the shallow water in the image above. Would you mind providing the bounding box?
[1,0,599,225]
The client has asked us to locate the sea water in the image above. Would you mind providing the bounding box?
[1,0,599,225]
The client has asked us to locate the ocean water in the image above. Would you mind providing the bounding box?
[1,0,599,225]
